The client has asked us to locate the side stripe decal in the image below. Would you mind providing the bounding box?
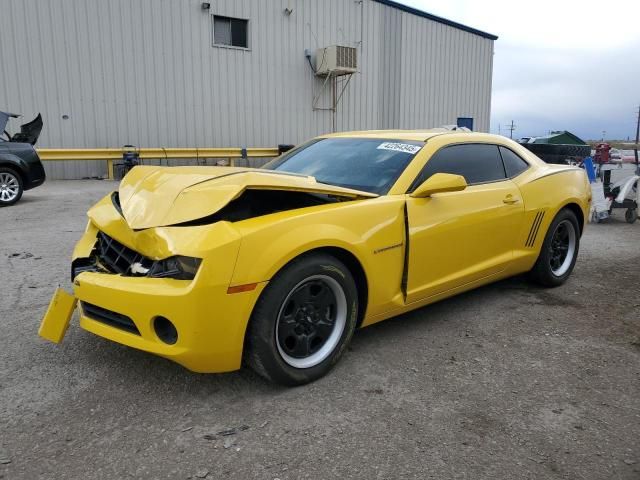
[526,211,545,247]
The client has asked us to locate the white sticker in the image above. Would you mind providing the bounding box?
[376,142,422,155]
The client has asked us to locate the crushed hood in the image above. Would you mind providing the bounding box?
[118,165,377,229]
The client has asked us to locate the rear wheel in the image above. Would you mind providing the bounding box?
[625,208,637,224]
[0,168,23,206]
[245,253,358,385]
[529,209,580,287]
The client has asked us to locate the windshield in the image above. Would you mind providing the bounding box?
[262,137,424,194]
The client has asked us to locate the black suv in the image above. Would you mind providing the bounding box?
[0,111,46,206]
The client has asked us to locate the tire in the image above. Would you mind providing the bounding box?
[554,145,591,156]
[625,208,637,224]
[0,167,24,206]
[529,209,580,287]
[522,144,591,165]
[522,143,591,157]
[244,253,358,386]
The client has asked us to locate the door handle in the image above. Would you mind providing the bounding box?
[503,195,519,204]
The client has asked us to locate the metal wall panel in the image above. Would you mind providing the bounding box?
[0,0,494,179]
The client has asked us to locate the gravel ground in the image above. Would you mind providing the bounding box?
[1,180,639,480]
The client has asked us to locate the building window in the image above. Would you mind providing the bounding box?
[213,15,248,48]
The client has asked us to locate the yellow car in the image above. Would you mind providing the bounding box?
[39,130,591,385]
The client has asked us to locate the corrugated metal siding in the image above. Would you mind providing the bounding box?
[395,13,494,132]
[0,0,494,179]
[379,7,403,129]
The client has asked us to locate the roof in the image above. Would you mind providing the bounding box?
[323,128,512,142]
[371,0,498,40]
[532,131,587,145]
[323,129,452,141]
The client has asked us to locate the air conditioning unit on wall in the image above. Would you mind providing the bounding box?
[315,45,357,76]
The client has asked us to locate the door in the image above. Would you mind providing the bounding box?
[457,117,474,130]
[405,143,525,303]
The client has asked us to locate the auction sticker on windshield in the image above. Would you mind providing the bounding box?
[376,142,422,155]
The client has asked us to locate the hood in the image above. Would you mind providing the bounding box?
[0,111,42,145]
[118,165,377,229]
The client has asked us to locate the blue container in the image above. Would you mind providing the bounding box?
[582,157,596,183]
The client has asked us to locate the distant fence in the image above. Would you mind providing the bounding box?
[36,147,281,180]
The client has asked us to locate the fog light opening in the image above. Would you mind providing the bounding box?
[154,316,178,345]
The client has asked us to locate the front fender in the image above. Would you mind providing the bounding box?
[230,197,407,319]
[233,222,370,286]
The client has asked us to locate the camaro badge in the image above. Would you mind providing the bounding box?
[374,243,403,254]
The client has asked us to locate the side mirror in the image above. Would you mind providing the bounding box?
[410,173,467,198]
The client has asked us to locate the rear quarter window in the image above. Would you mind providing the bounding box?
[499,146,530,178]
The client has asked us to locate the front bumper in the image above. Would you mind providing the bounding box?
[40,192,267,373]
[72,271,265,373]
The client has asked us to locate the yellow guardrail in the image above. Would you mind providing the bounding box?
[36,147,281,180]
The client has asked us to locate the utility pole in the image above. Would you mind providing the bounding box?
[634,105,639,168]
[507,120,516,139]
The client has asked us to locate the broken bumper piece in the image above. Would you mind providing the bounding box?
[39,288,77,343]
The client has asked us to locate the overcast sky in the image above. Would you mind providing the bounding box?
[401,0,640,141]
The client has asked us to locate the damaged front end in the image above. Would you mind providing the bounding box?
[71,230,202,282]
[117,165,376,229]
[40,165,376,372]
[70,165,376,280]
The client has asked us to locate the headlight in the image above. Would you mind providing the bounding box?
[147,256,202,280]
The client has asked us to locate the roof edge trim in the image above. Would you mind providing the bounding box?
[371,0,499,40]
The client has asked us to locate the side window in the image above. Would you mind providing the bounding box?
[499,146,530,178]
[412,144,505,189]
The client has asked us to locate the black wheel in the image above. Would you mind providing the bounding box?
[625,208,638,224]
[244,253,358,386]
[0,167,23,206]
[529,209,580,287]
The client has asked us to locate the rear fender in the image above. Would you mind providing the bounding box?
[0,154,28,180]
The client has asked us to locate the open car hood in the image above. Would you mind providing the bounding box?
[117,165,378,229]
[0,111,43,144]
[0,111,20,135]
